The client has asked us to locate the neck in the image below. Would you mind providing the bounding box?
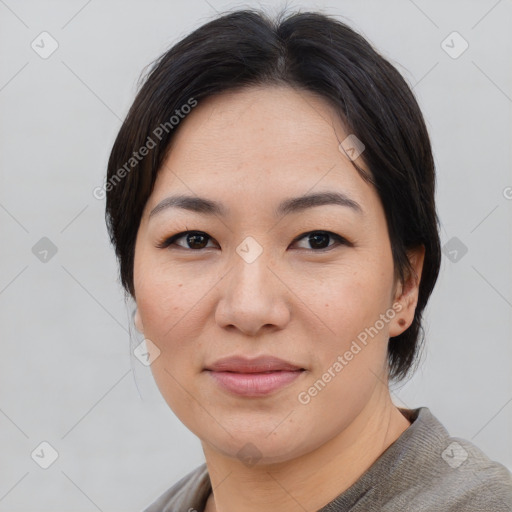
[202,384,411,512]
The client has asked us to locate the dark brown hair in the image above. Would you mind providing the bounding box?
[105,8,441,382]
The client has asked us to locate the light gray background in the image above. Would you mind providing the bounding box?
[1,0,511,510]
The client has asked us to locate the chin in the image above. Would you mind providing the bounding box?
[199,424,319,467]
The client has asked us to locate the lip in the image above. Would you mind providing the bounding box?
[205,355,304,373]
[204,355,306,397]
[207,370,304,396]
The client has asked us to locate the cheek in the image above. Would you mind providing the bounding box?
[134,269,205,415]
[315,261,395,338]
[134,244,208,338]
[301,273,393,415]
[136,276,195,351]
[305,258,395,389]
[133,256,217,378]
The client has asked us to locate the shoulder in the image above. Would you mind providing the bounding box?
[395,408,512,511]
[142,463,210,512]
[427,435,512,511]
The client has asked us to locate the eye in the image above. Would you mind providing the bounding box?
[157,230,349,252]
[292,230,349,251]
[157,230,217,250]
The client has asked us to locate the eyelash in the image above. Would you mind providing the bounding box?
[156,230,351,252]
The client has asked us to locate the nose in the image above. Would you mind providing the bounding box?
[214,245,291,336]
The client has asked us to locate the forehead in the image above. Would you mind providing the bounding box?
[167,85,345,164]
[147,85,376,217]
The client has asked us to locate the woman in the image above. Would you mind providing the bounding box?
[105,8,512,512]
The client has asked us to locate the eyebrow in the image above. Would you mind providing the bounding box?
[148,191,363,220]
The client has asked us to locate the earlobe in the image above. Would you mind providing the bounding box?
[389,245,425,337]
[134,308,144,334]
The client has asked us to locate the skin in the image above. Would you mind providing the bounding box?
[133,85,425,512]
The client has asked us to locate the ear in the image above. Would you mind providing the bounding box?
[134,307,144,334]
[388,245,425,338]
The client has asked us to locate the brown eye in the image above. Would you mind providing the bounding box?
[292,231,349,251]
[157,231,217,250]
[157,230,349,252]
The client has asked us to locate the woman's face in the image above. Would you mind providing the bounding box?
[133,85,414,464]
